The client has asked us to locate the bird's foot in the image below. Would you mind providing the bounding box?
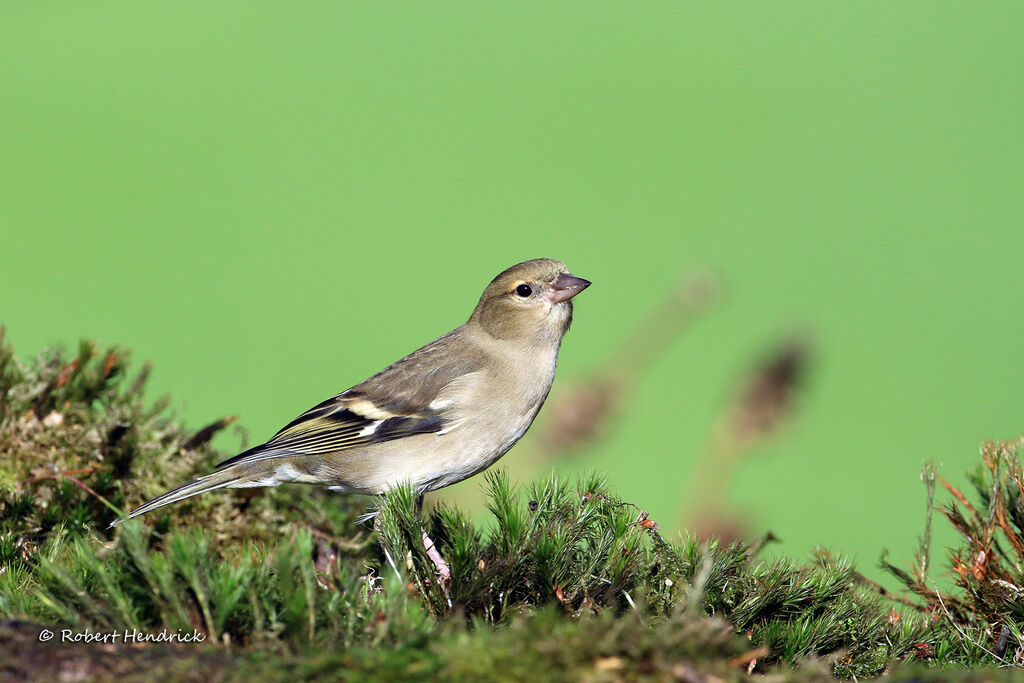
[421,531,451,583]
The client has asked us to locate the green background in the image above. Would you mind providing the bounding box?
[3,2,1022,582]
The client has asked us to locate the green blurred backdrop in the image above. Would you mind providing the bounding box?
[3,2,1023,582]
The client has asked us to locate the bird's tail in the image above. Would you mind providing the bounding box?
[110,468,249,527]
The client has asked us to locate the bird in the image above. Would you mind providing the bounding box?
[113,258,591,530]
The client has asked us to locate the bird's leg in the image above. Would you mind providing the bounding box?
[422,532,451,583]
[416,490,451,583]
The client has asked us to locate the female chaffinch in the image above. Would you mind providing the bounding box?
[114,258,590,525]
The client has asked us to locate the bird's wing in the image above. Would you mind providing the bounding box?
[215,332,480,469]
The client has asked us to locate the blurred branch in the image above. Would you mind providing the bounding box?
[536,268,723,454]
[684,333,814,542]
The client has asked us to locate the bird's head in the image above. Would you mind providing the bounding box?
[470,258,591,345]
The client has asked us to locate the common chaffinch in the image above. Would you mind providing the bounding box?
[114,258,590,525]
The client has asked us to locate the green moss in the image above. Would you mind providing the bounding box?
[0,334,1020,680]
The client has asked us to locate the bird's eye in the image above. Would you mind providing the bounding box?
[515,284,533,298]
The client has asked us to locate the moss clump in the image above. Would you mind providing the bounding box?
[878,440,1024,666]
[0,328,367,556]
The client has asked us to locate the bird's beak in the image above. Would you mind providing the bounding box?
[549,272,592,304]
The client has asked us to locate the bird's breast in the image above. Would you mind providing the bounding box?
[421,350,557,488]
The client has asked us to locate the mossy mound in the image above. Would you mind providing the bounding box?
[0,333,1020,681]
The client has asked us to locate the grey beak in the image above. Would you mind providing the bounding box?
[549,272,592,304]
